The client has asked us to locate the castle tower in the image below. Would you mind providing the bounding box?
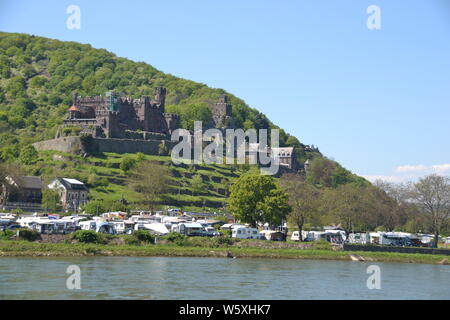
[153,87,166,110]
[212,94,234,128]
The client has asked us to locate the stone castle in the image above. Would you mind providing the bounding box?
[62,87,179,140]
[34,88,241,156]
[33,87,299,171]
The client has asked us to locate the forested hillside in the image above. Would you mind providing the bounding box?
[0,31,320,163]
[0,31,372,213]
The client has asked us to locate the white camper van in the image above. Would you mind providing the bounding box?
[231,226,260,239]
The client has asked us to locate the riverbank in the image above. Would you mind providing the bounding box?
[1,240,449,265]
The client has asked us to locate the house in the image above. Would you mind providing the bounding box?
[48,178,89,211]
[1,175,42,205]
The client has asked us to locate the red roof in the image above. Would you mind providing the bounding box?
[69,105,79,111]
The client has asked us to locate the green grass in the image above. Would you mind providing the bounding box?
[1,240,448,264]
[25,150,245,211]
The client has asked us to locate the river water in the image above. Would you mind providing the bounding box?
[0,257,448,299]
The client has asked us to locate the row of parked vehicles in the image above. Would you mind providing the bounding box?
[4,212,446,247]
[290,229,447,247]
[0,212,226,237]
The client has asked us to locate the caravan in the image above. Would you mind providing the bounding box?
[231,226,261,239]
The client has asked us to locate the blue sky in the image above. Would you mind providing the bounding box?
[1,0,449,182]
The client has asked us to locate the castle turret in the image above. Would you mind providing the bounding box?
[212,94,234,128]
[68,105,80,119]
[153,87,166,109]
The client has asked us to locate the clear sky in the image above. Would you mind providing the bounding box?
[1,0,449,182]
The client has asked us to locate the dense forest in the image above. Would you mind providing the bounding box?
[0,31,323,164]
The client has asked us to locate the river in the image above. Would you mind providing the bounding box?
[0,257,448,299]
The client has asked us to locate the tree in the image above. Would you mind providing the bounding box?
[42,188,62,212]
[128,160,172,211]
[373,180,418,231]
[281,173,322,241]
[191,174,204,196]
[18,145,39,165]
[228,171,291,228]
[320,184,379,234]
[306,157,335,187]
[120,156,137,174]
[409,175,450,248]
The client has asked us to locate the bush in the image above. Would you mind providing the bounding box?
[18,228,41,241]
[122,230,155,245]
[120,156,136,174]
[71,230,102,244]
[221,229,232,238]
[123,235,140,245]
[0,230,14,240]
[212,236,235,247]
[163,232,186,246]
[11,208,24,215]
[133,230,155,244]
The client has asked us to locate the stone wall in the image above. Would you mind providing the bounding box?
[33,136,176,156]
[33,136,86,154]
[343,244,450,256]
[93,138,176,155]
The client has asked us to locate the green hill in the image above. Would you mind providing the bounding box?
[0,31,367,212]
[0,31,320,163]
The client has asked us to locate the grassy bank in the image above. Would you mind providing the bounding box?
[0,240,448,265]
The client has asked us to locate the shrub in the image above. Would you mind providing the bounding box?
[0,230,14,240]
[221,229,232,238]
[71,230,102,243]
[123,235,140,246]
[133,230,155,244]
[120,156,136,174]
[163,232,186,246]
[11,208,24,215]
[212,236,234,247]
[18,228,41,241]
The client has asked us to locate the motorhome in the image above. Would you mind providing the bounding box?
[231,226,261,239]
[30,220,56,234]
[175,222,204,236]
[79,220,97,231]
[303,230,345,244]
[111,220,135,234]
[369,232,421,246]
[347,233,370,244]
[291,231,310,241]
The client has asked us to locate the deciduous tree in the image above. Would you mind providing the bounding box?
[281,173,322,241]
[228,171,291,228]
